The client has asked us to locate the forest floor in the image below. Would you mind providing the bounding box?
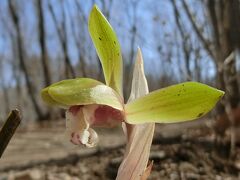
[0,118,240,180]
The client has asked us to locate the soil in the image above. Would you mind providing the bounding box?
[0,119,240,180]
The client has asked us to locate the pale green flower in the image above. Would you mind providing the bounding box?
[41,5,224,179]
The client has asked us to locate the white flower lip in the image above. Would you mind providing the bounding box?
[66,105,100,147]
[70,129,98,147]
[66,104,124,147]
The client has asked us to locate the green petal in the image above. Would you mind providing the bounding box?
[125,82,224,124]
[41,87,67,108]
[41,78,124,110]
[88,5,123,96]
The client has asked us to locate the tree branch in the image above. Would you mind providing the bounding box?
[207,0,220,49]
[48,1,75,78]
[9,0,44,119]
[171,0,192,80]
[0,110,21,158]
[66,1,87,77]
[182,0,215,59]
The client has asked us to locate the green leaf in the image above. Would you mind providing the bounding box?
[125,82,224,124]
[41,78,124,110]
[88,5,123,96]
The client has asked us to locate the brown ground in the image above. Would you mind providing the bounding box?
[0,119,240,180]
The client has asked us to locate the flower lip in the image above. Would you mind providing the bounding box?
[68,104,125,127]
[69,105,84,116]
[66,104,124,147]
[93,105,125,127]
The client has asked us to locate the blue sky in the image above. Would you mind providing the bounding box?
[0,0,216,88]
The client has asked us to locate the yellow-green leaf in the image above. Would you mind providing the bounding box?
[125,82,224,124]
[41,78,124,110]
[88,5,123,96]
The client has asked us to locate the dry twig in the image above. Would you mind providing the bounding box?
[0,109,21,158]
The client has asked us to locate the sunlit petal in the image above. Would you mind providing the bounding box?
[117,48,154,180]
[126,81,224,124]
[89,5,123,96]
[41,78,124,111]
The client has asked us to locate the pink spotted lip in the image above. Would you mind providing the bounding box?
[93,105,124,127]
[69,105,83,116]
[67,104,124,147]
[70,132,81,145]
[69,104,125,127]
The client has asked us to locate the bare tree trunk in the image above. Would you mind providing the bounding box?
[183,1,240,155]
[221,0,240,155]
[8,0,45,120]
[37,0,51,86]
[66,1,87,77]
[207,0,240,108]
[171,0,192,80]
[182,0,226,113]
[194,48,201,81]
[48,1,75,79]
[221,0,240,108]
[206,0,240,155]
[0,7,22,111]
[182,0,215,59]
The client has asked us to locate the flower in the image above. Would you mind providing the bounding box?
[116,48,155,179]
[41,5,224,180]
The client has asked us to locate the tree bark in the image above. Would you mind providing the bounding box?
[207,0,240,109]
[183,0,240,109]
[0,110,21,158]
[0,6,22,111]
[206,1,240,154]
[66,1,87,77]
[8,0,45,120]
[48,2,75,79]
[37,0,51,86]
[171,0,192,80]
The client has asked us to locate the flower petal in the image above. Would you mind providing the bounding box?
[88,5,123,96]
[117,48,155,180]
[86,128,99,147]
[126,82,225,124]
[66,106,99,147]
[41,78,124,111]
[41,87,67,108]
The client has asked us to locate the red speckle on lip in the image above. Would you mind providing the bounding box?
[69,105,83,115]
[94,105,124,126]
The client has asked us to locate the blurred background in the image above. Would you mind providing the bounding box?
[0,0,240,179]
